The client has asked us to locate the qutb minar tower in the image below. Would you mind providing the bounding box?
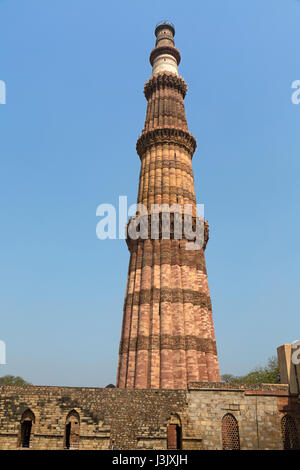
[117,22,220,389]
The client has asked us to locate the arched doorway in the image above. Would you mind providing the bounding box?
[167,415,182,450]
[20,409,35,448]
[64,410,80,449]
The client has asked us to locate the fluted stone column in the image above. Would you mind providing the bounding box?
[116,23,220,389]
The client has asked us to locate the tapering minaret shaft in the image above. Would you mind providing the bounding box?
[116,23,220,389]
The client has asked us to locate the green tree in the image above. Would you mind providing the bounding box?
[0,375,31,386]
[221,374,236,383]
[221,356,280,384]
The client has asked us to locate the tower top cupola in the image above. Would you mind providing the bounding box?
[150,21,181,76]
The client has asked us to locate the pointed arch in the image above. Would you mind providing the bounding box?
[281,414,299,450]
[20,409,35,448]
[64,410,80,449]
[222,413,240,450]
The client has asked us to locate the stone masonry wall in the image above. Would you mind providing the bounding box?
[186,383,291,450]
[0,383,296,450]
[0,386,187,450]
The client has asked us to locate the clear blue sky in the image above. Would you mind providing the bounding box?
[0,0,299,386]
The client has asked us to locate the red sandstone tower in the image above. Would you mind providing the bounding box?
[116,23,220,389]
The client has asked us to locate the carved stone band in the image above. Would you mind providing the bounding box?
[136,128,197,159]
[144,72,187,100]
[119,335,217,355]
[125,288,212,309]
[140,159,194,177]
